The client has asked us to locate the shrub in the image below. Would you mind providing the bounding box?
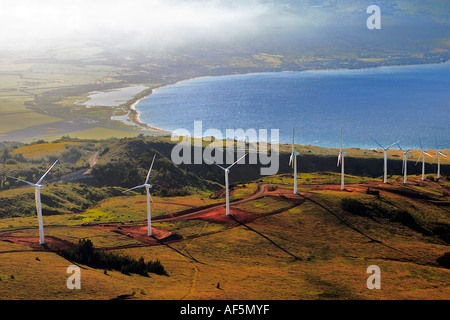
[437,252,450,269]
[341,198,368,216]
[59,239,168,276]
[341,197,429,236]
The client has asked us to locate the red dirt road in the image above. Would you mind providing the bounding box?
[0,179,448,252]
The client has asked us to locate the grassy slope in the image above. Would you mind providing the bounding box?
[0,172,449,300]
[0,138,449,300]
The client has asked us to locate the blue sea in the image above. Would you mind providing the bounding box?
[136,62,450,150]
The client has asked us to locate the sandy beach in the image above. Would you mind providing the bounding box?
[127,90,169,134]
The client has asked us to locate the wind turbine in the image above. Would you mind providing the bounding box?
[337,129,346,190]
[289,128,299,194]
[123,154,156,236]
[205,153,247,216]
[415,139,432,181]
[432,139,447,180]
[371,138,400,184]
[396,143,411,184]
[7,160,59,245]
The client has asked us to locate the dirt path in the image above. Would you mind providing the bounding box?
[0,183,304,251]
[50,151,99,183]
[1,179,448,253]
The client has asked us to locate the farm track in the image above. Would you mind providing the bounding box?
[0,179,448,261]
[0,183,305,252]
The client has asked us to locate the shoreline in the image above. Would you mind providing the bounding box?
[126,91,169,134]
[124,60,450,136]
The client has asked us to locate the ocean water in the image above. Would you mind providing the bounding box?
[136,62,449,150]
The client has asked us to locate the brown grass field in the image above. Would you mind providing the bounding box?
[0,175,449,300]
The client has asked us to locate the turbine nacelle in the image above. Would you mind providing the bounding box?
[337,130,346,167]
[289,152,299,167]
[372,138,400,151]
[415,150,432,165]
[433,141,447,179]
[337,152,346,164]
[205,153,247,172]
[372,138,399,184]
[337,129,346,190]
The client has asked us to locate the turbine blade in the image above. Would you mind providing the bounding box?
[396,143,403,152]
[145,154,156,184]
[337,153,341,166]
[415,154,422,166]
[419,138,423,151]
[431,153,437,164]
[340,129,343,152]
[292,128,295,154]
[204,158,227,171]
[123,185,146,193]
[227,153,248,170]
[371,137,384,149]
[7,176,37,187]
[36,159,59,184]
[214,163,227,171]
[289,154,293,166]
[386,141,400,150]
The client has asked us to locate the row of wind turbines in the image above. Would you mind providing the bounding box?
[6,131,446,245]
[289,129,447,192]
[6,151,249,244]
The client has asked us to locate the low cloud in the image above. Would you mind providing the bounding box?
[0,0,328,49]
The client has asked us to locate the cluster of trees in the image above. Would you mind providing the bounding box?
[59,239,167,276]
[1,148,25,165]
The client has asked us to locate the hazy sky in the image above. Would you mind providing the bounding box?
[3,0,442,53]
[0,0,316,48]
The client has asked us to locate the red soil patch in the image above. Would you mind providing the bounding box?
[185,206,261,225]
[114,225,174,245]
[83,223,176,245]
[6,181,443,252]
[0,235,74,251]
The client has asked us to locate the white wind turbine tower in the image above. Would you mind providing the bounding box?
[8,160,59,245]
[432,139,447,180]
[205,153,247,216]
[416,139,432,181]
[371,138,400,184]
[337,129,346,190]
[289,128,299,194]
[396,143,411,184]
[123,155,156,236]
